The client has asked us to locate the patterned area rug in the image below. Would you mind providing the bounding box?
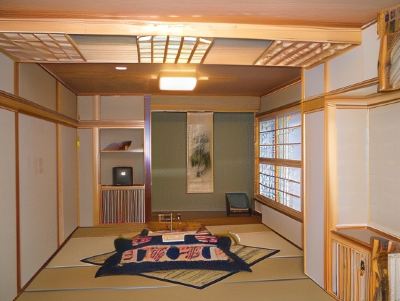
[82,230,279,289]
[141,244,279,288]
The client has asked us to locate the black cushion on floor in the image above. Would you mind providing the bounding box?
[226,193,251,216]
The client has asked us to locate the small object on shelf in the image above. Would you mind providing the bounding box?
[103,140,132,151]
[158,212,182,223]
[120,140,132,150]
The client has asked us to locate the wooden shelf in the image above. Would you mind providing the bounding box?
[101,185,145,190]
[101,149,144,153]
[332,226,400,249]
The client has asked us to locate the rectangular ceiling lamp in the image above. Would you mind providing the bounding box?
[159,76,197,91]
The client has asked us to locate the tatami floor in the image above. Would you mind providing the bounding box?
[16,221,335,301]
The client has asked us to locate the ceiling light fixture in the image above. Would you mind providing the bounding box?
[159,76,197,91]
[115,66,127,70]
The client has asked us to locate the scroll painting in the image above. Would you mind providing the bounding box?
[187,112,213,193]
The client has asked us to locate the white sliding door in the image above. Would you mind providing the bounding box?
[19,114,57,286]
[78,129,94,226]
[304,110,325,287]
[0,109,17,301]
[60,125,78,241]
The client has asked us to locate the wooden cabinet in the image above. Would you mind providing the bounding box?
[330,234,370,301]
[99,128,145,224]
[100,185,145,223]
[328,228,400,301]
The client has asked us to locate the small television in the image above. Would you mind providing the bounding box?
[112,167,133,186]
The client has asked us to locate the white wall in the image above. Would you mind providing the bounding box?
[78,129,94,226]
[60,126,79,241]
[369,102,400,236]
[0,109,17,301]
[329,24,379,91]
[101,95,144,120]
[335,109,369,226]
[19,63,56,110]
[260,82,301,112]
[305,64,324,99]
[152,95,260,112]
[19,114,58,286]
[261,204,303,247]
[304,111,325,287]
[78,95,95,120]
[59,84,77,119]
[0,52,14,94]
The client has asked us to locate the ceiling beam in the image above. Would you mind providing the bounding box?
[0,18,362,44]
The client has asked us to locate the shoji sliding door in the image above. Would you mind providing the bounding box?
[0,108,17,301]
[19,114,57,286]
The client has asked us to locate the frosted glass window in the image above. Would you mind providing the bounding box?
[257,110,302,213]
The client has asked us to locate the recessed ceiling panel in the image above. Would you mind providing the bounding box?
[42,63,301,96]
[137,35,213,64]
[255,40,353,68]
[71,35,138,63]
[0,32,85,62]
[204,39,272,65]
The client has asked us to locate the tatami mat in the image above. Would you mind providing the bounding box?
[47,236,118,268]
[232,231,303,258]
[18,279,335,301]
[49,226,301,271]
[48,227,301,269]
[206,223,269,234]
[27,266,174,291]
[16,223,335,301]
[73,224,146,238]
[26,257,306,291]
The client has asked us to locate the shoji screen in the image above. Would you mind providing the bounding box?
[19,114,57,286]
[0,109,17,301]
[304,110,325,287]
[60,125,78,241]
[78,129,94,226]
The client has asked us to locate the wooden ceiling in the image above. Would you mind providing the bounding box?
[0,0,398,27]
[0,0,393,96]
[42,63,301,96]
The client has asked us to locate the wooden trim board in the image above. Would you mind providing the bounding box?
[15,112,21,292]
[0,18,362,44]
[0,91,78,127]
[78,120,144,129]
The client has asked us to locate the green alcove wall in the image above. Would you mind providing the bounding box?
[152,112,254,212]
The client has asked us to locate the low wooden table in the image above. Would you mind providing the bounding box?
[147,221,203,232]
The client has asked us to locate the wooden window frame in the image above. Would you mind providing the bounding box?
[254,105,303,222]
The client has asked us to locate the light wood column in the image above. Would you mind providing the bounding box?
[144,95,152,222]
[92,95,100,225]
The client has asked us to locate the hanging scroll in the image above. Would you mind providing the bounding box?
[186,112,214,193]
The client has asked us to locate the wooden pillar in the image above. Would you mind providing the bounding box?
[144,95,152,222]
